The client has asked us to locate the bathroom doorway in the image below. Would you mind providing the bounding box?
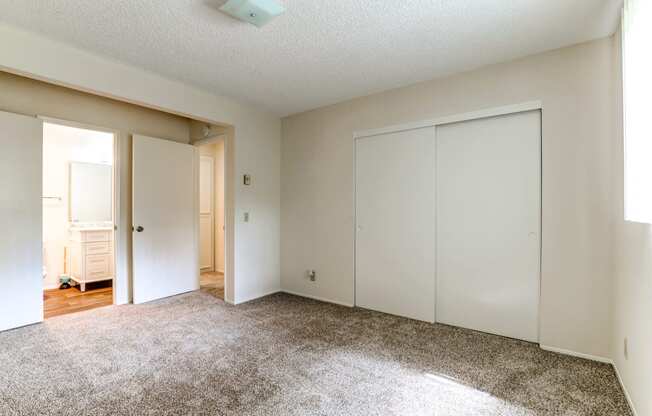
[42,121,116,318]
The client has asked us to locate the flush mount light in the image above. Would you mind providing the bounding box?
[219,0,285,27]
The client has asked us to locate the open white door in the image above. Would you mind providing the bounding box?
[132,135,198,304]
[0,111,43,331]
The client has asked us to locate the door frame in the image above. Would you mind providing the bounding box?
[39,116,123,306]
[193,135,229,300]
[352,100,543,337]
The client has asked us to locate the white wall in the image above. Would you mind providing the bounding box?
[0,23,281,305]
[42,123,113,289]
[610,29,651,416]
[282,37,616,359]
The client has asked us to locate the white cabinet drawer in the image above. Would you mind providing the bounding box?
[86,269,111,281]
[86,254,110,276]
[85,241,111,256]
[84,230,112,242]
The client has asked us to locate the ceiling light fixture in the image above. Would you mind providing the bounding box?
[219,0,285,28]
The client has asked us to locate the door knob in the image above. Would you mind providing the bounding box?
[136,226,144,232]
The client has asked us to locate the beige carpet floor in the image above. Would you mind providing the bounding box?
[0,291,631,415]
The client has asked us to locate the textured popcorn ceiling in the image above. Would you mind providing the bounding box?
[0,0,622,116]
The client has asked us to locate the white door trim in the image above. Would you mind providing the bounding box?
[352,101,543,341]
[353,101,543,139]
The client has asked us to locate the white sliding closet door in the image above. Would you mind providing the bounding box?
[132,135,198,304]
[0,111,43,331]
[355,127,436,323]
[435,111,541,342]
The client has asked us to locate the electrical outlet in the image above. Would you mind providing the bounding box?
[624,337,628,360]
[307,270,316,282]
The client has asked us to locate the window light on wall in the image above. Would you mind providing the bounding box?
[623,0,652,223]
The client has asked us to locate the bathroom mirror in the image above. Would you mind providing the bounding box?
[69,162,112,223]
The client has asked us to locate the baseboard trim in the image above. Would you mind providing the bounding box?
[280,290,354,308]
[612,362,638,416]
[539,344,612,363]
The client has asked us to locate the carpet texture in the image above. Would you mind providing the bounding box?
[0,292,631,416]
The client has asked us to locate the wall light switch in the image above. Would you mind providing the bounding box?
[244,174,251,186]
[244,212,250,222]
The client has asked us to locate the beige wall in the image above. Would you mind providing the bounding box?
[610,29,650,416]
[0,71,191,142]
[281,37,616,359]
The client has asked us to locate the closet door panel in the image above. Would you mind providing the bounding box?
[435,111,541,342]
[355,127,436,323]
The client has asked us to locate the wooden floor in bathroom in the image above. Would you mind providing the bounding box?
[44,281,113,319]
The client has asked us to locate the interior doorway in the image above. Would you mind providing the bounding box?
[197,135,226,300]
[42,121,116,319]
